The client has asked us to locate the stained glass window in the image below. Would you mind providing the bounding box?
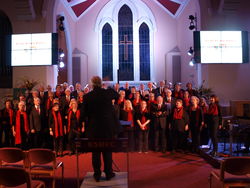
[102,23,113,81]
[118,5,134,81]
[139,23,150,80]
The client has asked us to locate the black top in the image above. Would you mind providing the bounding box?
[171,109,189,132]
[82,87,120,139]
[135,110,151,130]
[188,107,204,128]
[0,108,12,127]
[69,111,79,130]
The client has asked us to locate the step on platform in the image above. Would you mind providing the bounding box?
[81,172,128,188]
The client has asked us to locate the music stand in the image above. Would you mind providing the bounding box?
[75,138,129,188]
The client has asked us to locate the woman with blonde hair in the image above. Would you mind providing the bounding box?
[120,100,135,151]
[121,100,134,126]
[67,99,83,155]
[188,96,204,153]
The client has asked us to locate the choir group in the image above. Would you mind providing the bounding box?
[0,81,222,157]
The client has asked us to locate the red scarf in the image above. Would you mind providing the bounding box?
[201,105,208,114]
[133,99,141,107]
[174,91,179,98]
[67,107,72,113]
[183,98,190,107]
[52,110,63,138]
[174,90,183,99]
[78,96,84,103]
[67,109,80,132]
[173,107,183,120]
[7,108,13,125]
[128,93,133,100]
[15,111,29,145]
[140,109,148,130]
[117,98,125,105]
[46,98,53,110]
[126,109,134,127]
[208,103,218,116]
[148,100,157,105]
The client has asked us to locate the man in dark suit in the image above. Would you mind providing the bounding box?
[151,96,169,153]
[122,82,131,99]
[26,89,39,114]
[29,97,46,148]
[113,83,120,94]
[44,84,52,101]
[71,82,82,99]
[82,76,120,182]
[186,82,198,97]
[38,86,46,107]
[59,88,71,119]
[155,80,165,97]
[147,82,155,94]
[164,89,176,113]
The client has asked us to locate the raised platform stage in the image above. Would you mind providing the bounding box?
[200,142,250,169]
[81,172,128,188]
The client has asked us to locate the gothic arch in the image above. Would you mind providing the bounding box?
[95,0,156,83]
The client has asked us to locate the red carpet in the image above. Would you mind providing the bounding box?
[39,151,216,188]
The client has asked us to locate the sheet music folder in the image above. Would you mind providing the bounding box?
[120,120,132,127]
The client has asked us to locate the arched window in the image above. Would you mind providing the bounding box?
[139,23,150,80]
[118,5,134,81]
[97,0,156,83]
[102,23,113,81]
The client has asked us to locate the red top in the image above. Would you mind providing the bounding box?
[125,109,134,127]
[208,103,219,116]
[173,107,183,120]
[67,109,81,132]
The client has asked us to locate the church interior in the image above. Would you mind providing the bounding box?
[0,0,250,187]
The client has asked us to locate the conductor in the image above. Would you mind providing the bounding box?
[82,76,120,182]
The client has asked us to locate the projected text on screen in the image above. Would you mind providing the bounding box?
[12,33,52,66]
[200,31,242,63]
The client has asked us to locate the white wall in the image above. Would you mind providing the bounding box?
[0,0,58,89]
[177,0,200,87]
[54,0,77,85]
[54,0,250,106]
[3,0,250,106]
[142,0,178,82]
[55,0,180,84]
[199,0,250,105]
[13,66,58,89]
